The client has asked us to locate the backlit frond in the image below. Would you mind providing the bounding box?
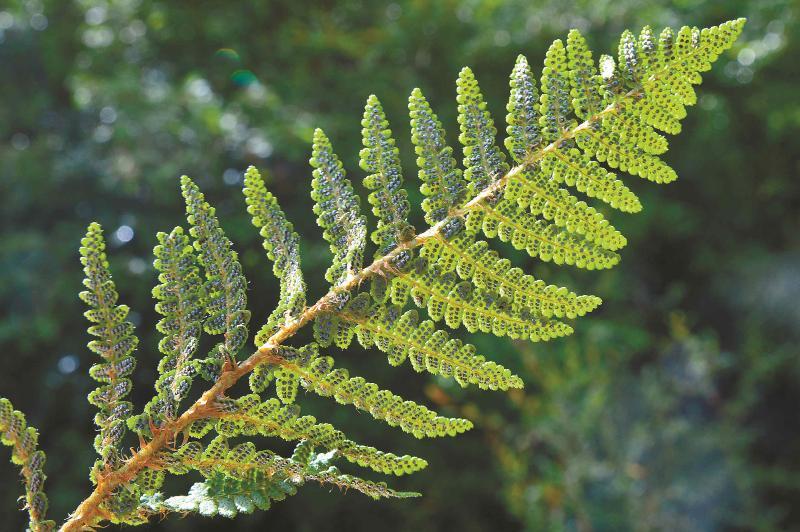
[181,176,250,373]
[152,438,418,516]
[311,129,368,285]
[390,256,574,341]
[409,88,467,225]
[349,298,523,390]
[0,398,55,531]
[360,95,415,256]
[253,344,473,439]
[212,394,427,475]
[79,222,137,464]
[457,67,509,195]
[421,234,601,319]
[243,166,307,344]
[128,227,203,435]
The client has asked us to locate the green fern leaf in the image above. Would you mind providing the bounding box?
[421,234,601,319]
[566,30,603,121]
[38,19,745,530]
[249,356,275,393]
[466,199,619,268]
[212,394,427,475]
[360,94,416,256]
[274,367,300,404]
[539,39,576,141]
[390,257,574,341]
[254,344,472,438]
[0,398,55,531]
[159,437,418,511]
[311,128,368,285]
[457,67,509,196]
[243,166,307,344]
[409,88,467,225]
[181,176,250,373]
[505,54,542,161]
[505,53,641,212]
[136,469,166,495]
[79,222,138,464]
[349,300,523,390]
[501,52,628,250]
[128,227,203,435]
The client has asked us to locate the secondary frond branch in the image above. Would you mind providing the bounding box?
[0,399,56,531]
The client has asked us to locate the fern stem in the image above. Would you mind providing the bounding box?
[61,75,660,530]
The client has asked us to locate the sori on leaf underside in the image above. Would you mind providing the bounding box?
[0,18,745,531]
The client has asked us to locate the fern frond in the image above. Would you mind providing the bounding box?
[252,344,472,438]
[466,198,620,268]
[158,438,418,514]
[540,39,576,141]
[212,394,427,475]
[570,28,668,157]
[457,67,509,195]
[566,30,603,121]
[79,222,138,464]
[311,129,369,285]
[0,398,55,531]
[547,143,641,213]
[310,293,522,390]
[243,166,307,344]
[505,54,543,161]
[181,176,250,373]
[140,473,296,517]
[409,88,467,225]
[360,95,416,256]
[504,169,627,250]
[502,51,628,249]
[350,300,523,390]
[389,257,574,341]
[128,227,204,435]
[451,64,626,267]
[575,121,677,183]
[421,234,601,319]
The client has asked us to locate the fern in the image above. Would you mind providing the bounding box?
[0,399,55,531]
[79,223,138,467]
[0,18,745,530]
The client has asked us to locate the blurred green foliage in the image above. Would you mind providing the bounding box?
[0,0,798,530]
[485,318,764,530]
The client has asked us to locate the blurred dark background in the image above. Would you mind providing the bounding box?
[1,1,798,530]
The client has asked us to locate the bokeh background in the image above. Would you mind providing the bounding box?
[1,0,798,530]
